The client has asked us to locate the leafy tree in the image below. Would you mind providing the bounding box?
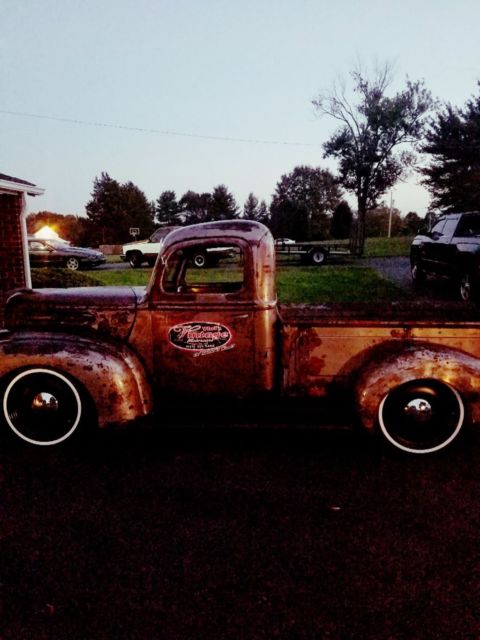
[178,191,212,224]
[402,211,423,235]
[85,173,155,244]
[313,63,432,255]
[330,201,353,239]
[365,205,403,237]
[421,87,480,211]
[270,165,342,240]
[156,190,179,225]
[208,185,239,220]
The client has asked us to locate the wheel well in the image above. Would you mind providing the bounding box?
[354,342,480,432]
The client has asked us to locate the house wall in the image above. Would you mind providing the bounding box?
[0,193,26,326]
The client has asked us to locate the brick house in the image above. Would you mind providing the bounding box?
[0,173,44,325]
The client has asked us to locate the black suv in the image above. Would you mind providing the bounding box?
[410,212,480,301]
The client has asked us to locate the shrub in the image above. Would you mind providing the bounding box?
[31,268,103,288]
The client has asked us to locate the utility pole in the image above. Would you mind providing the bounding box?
[387,191,394,238]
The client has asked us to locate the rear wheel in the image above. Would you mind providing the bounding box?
[411,257,425,287]
[2,368,87,446]
[378,379,465,454]
[459,271,476,302]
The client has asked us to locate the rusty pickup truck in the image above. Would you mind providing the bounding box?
[2,220,480,454]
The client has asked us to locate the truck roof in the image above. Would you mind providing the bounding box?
[162,219,271,252]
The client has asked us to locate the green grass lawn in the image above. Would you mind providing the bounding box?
[33,235,410,304]
[276,265,405,303]
[363,236,412,257]
[38,265,406,304]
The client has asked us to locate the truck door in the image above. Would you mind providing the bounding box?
[425,217,459,276]
[148,239,260,399]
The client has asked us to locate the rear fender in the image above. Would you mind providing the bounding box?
[0,332,153,427]
[355,342,480,432]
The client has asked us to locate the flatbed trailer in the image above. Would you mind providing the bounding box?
[275,240,352,265]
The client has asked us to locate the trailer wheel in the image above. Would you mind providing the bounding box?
[310,249,326,266]
[378,379,465,454]
[2,368,88,446]
[192,251,207,268]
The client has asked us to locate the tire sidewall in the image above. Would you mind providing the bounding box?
[2,368,83,446]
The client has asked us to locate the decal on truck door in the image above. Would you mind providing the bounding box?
[169,322,233,355]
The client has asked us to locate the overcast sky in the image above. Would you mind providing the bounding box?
[2,0,480,218]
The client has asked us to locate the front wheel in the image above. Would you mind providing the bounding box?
[411,257,425,287]
[2,368,87,446]
[65,257,80,271]
[378,379,465,454]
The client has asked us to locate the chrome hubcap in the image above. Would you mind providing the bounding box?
[404,398,433,423]
[32,392,59,412]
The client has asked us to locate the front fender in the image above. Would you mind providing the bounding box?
[355,342,480,432]
[0,332,153,427]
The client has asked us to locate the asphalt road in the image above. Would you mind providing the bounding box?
[3,256,471,639]
[2,424,480,639]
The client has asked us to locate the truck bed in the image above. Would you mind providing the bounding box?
[279,301,480,399]
[279,300,480,326]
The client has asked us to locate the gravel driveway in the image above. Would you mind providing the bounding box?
[363,256,412,290]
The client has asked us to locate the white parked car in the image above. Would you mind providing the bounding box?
[274,237,295,246]
[121,227,180,268]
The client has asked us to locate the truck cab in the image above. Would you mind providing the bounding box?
[131,221,278,398]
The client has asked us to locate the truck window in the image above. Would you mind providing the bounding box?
[430,219,446,236]
[163,244,244,294]
[442,218,458,237]
[455,215,480,237]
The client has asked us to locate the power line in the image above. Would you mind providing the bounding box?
[0,109,321,148]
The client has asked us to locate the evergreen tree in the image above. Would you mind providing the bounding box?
[208,185,238,220]
[156,190,179,225]
[331,201,353,239]
[256,200,270,226]
[421,87,480,211]
[243,194,271,226]
[85,172,155,244]
[243,193,259,220]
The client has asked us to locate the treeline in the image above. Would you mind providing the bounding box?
[27,167,422,247]
[28,68,480,252]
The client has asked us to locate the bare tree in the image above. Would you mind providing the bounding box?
[313,62,432,255]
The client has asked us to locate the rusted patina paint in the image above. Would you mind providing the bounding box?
[3,219,480,438]
[0,332,153,426]
[5,287,140,340]
[355,342,480,431]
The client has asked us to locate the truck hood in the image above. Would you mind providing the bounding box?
[5,286,145,340]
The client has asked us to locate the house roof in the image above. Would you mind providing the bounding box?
[0,173,44,196]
